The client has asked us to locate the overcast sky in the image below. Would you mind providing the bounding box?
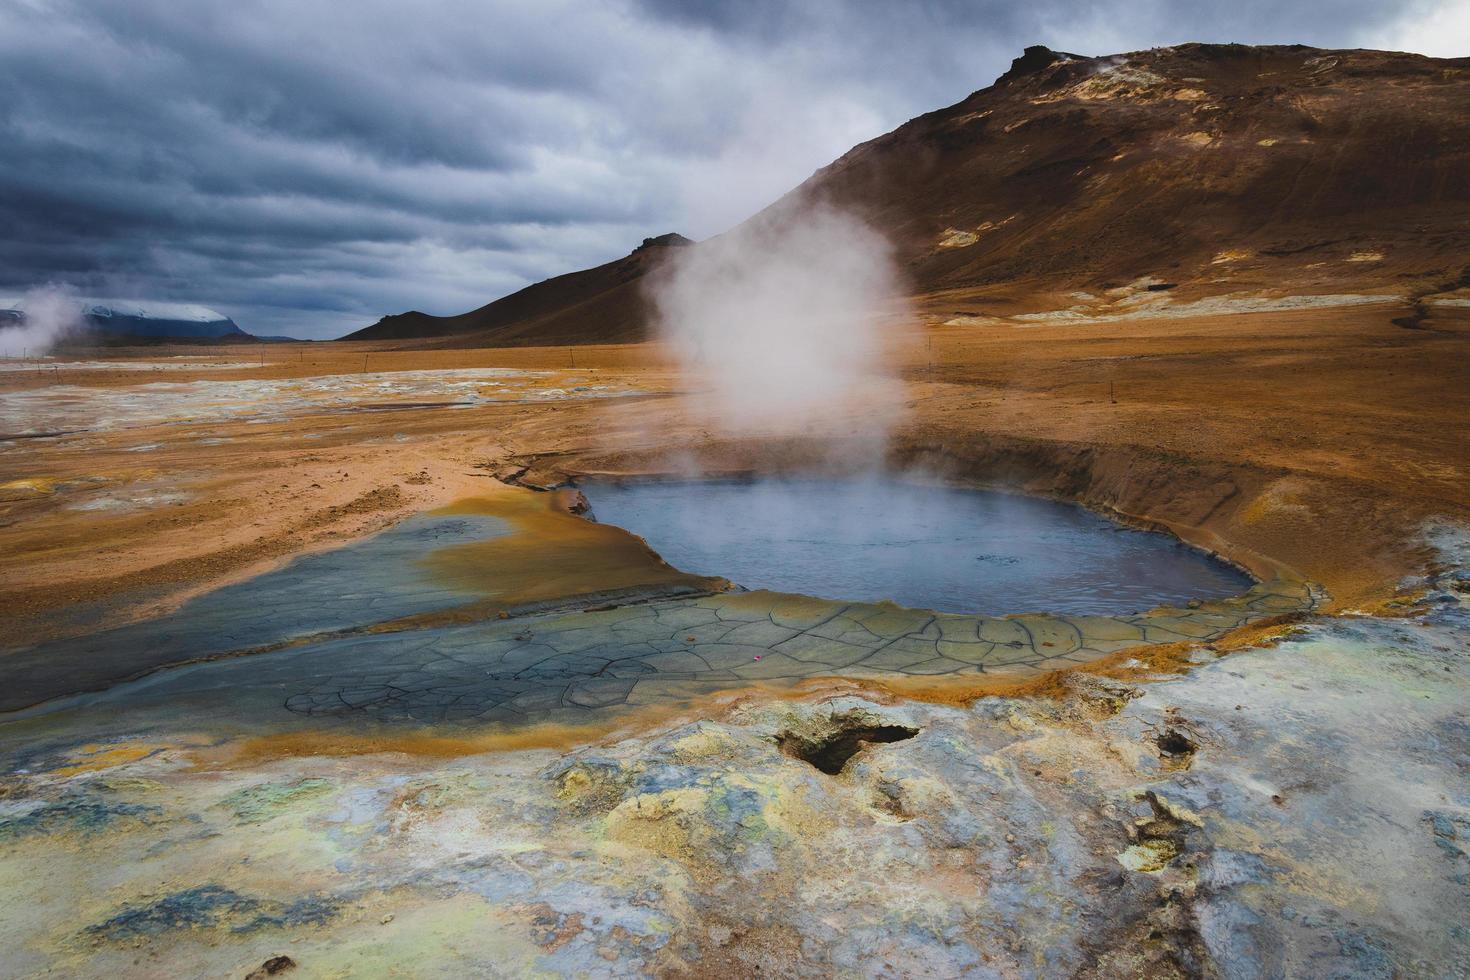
[0,0,1463,338]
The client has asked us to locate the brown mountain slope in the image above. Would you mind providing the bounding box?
[770,42,1470,317]
[352,42,1470,345]
[341,233,691,344]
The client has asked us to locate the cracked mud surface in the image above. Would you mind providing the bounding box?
[271,582,1307,726]
[6,506,1312,728]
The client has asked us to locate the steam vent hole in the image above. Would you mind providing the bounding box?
[1156,728,1199,759]
[779,721,921,775]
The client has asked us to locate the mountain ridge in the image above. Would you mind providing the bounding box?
[0,297,254,346]
[346,42,1470,345]
[341,234,692,344]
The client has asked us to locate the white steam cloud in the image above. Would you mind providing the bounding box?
[0,285,83,357]
[648,203,906,443]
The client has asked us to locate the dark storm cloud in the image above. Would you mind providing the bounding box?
[0,0,1449,338]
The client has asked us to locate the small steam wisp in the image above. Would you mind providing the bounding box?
[649,203,905,445]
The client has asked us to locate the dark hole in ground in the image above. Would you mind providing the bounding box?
[1156,728,1198,758]
[245,956,297,979]
[779,723,920,775]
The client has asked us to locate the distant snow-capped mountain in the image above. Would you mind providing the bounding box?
[0,297,249,340]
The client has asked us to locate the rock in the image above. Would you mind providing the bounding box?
[244,955,296,979]
[546,759,630,814]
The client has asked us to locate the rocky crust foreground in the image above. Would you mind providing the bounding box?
[2,552,1465,977]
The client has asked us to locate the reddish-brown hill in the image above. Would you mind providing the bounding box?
[769,42,1470,314]
[347,43,1470,344]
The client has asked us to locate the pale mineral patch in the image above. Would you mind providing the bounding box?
[1070,63,1169,100]
[0,358,250,373]
[1013,291,1394,323]
[1118,838,1177,872]
[0,368,643,437]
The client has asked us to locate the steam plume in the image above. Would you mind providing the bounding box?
[648,203,906,446]
[0,285,83,357]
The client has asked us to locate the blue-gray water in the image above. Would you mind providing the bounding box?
[0,513,509,712]
[586,478,1253,616]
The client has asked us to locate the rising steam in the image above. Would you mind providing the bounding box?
[0,285,83,356]
[648,203,905,443]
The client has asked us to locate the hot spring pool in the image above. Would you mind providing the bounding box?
[585,478,1253,616]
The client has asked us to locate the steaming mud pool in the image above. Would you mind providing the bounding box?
[587,478,1252,615]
